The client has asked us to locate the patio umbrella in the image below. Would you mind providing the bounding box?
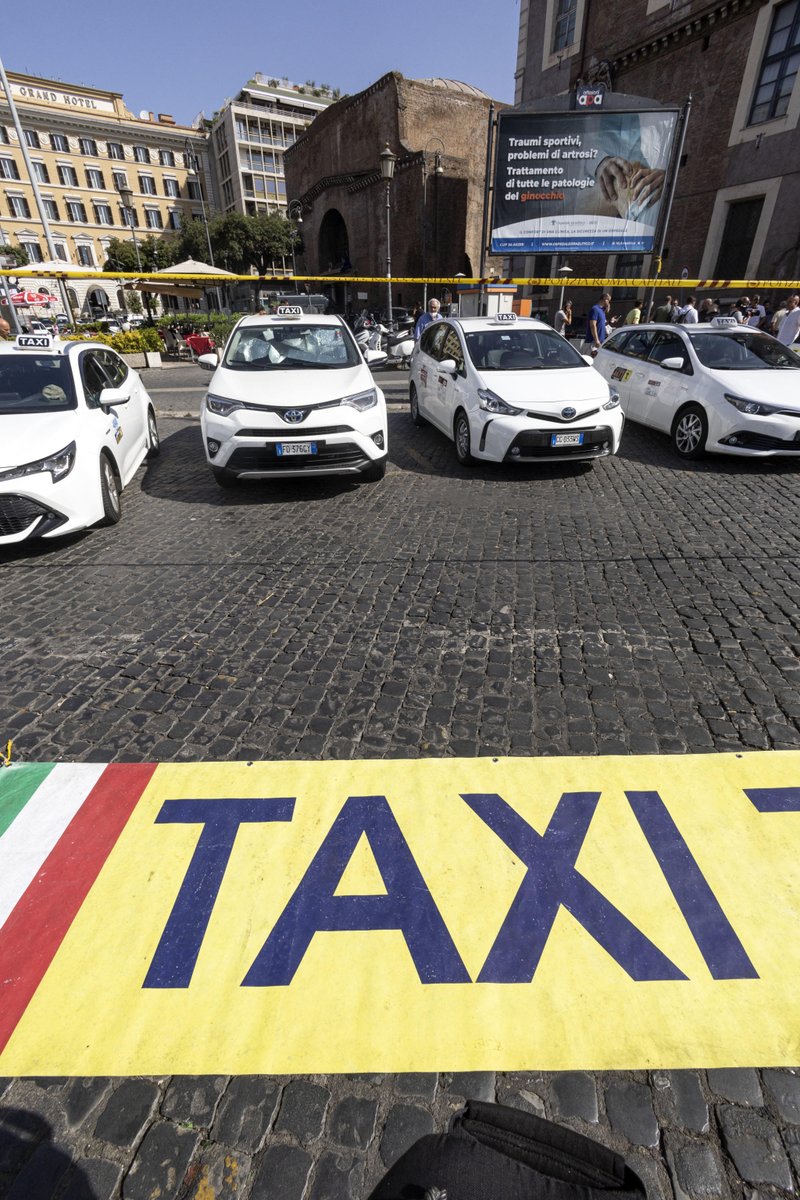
[10,290,53,306]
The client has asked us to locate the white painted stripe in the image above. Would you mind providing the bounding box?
[0,763,107,926]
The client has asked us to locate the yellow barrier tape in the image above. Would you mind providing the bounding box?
[1,271,799,290]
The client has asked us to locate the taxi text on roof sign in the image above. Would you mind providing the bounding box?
[0,752,798,1076]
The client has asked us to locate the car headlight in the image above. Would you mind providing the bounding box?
[477,388,521,415]
[603,390,621,410]
[206,393,244,417]
[340,388,378,411]
[724,393,781,416]
[0,441,76,484]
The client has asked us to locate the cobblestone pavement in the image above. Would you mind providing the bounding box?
[1,407,800,1199]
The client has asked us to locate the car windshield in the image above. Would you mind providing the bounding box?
[464,327,587,370]
[0,355,77,413]
[223,323,360,370]
[687,329,800,370]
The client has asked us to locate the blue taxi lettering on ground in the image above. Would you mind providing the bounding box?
[242,794,471,986]
[143,797,295,988]
[142,787,768,990]
[462,791,686,983]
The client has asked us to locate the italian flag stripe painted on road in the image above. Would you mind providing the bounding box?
[0,762,55,839]
[0,762,156,1055]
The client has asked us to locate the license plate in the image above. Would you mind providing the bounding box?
[551,432,584,447]
[276,442,317,456]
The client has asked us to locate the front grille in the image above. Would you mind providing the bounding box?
[723,431,800,451]
[505,426,614,460]
[0,494,54,537]
[227,442,369,471]
[235,425,353,438]
[523,406,601,423]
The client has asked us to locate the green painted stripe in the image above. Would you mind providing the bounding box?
[0,764,56,838]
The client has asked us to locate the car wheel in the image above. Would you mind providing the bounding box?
[410,383,425,427]
[454,409,475,466]
[672,404,708,459]
[98,455,121,525]
[361,458,387,482]
[147,406,160,457]
[212,466,239,489]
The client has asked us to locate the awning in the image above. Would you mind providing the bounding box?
[125,281,205,299]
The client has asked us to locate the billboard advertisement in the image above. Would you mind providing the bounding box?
[491,109,680,256]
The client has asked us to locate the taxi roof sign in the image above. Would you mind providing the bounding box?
[276,306,304,318]
[15,334,53,350]
[710,316,739,328]
[492,311,517,323]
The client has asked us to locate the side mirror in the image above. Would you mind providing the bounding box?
[660,356,686,371]
[197,352,219,371]
[364,348,388,369]
[98,385,129,408]
[439,357,458,374]
[582,354,595,366]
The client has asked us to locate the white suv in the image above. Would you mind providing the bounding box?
[199,309,388,486]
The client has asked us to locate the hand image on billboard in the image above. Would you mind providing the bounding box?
[595,156,666,220]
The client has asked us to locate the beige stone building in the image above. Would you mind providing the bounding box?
[0,71,211,318]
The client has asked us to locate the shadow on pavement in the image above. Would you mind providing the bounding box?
[0,1108,100,1199]
[141,425,380,506]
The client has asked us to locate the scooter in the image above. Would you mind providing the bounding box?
[354,312,383,356]
[381,318,415,368]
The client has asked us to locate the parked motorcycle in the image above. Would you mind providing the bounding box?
[381,317,415,368]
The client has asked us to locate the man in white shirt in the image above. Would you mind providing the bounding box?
[777,295,800,346]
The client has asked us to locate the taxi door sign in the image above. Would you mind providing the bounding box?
[0,753,798,1076]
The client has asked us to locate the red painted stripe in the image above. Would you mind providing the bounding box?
[0,762,156,1055]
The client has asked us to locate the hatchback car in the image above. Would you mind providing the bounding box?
[198,309,388,486]
[593,317,800,458]
[0,333,159,544]
[409,313,623,465]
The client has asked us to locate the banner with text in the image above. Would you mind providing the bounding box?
[492,110,680,256]
[1,753,798,1075]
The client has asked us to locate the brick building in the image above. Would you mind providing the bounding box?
[283,72,504,316]
[513,0,799,315]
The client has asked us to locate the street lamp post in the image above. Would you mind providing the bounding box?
[117,183,152,322]
[184,139,223,313]
[422,138,444,309]
[287,200,303,279]
[557,264,573,312]
[379,145,396,330]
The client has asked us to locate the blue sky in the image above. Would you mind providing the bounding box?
[3,0,521,126]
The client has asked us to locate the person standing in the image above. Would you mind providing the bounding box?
[581,292,611,355]
[748,294,766,328]
[553,299,572,335]
[652,294,675,323]
[624,298,643,325]
[0,317,11,339]
[674,295,698,324]
[777,295,800,346]
[698,298,718,323]
[415,298,441,339]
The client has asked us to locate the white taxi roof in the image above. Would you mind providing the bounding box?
[235,311,344,329]
[448,314,553,333]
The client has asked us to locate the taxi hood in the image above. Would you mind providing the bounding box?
[479,365,612,408]
[208,363,372,406]
[707,368,800,408]
[0,411,77,470]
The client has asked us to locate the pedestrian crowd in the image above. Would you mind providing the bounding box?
[551,289,800,352]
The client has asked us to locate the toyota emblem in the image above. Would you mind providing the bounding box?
[283,409,305,423]
[561,406,577,420]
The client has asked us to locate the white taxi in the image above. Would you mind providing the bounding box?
[198,309,388,486]
[593,317,800,458]
[0,333,159,545]
[409,313,623,466]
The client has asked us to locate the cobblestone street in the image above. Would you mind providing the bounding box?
[2,404,800,1199]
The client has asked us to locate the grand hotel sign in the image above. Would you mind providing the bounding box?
[3,82,115,114]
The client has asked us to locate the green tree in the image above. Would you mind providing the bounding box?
[248,213,296,275]
[172,218,215,264]
[0,243,29,267]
